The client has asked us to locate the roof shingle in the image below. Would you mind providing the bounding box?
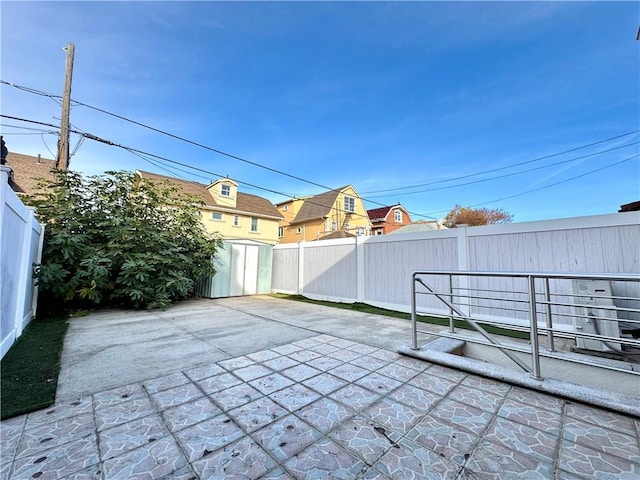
[5,152,56,195]
[136,170,282,219]
[367,206,393,222]
[290,187,348,224]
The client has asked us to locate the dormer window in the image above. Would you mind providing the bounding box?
[221,184,231,197]
[394,209,402,222]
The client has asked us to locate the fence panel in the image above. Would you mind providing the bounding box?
[302,240,357,302]
[1,166,44,358]
[363,233,458,312]
[271,244,299,294]
[272,212,640,329]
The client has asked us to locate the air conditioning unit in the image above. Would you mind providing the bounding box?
[572,280,621,352]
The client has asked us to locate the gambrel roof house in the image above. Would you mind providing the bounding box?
[135,171,283,245]
[367,204,413,235]
[4,152,56,196]
[276,185,372,243]
[290,188,346,225]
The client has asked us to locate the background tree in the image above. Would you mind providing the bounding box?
[444,204,513,228]
[27,170,222,312]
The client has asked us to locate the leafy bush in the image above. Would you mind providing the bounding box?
[28,170,222,312]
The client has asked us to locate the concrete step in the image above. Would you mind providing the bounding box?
[398,336,640,418]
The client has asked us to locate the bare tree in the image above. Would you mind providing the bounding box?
[444,204,513,228]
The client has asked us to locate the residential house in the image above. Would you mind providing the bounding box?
[276,185,372,242]
[135,171,283,245]
[367,204,413,235]
[4,152,56,196]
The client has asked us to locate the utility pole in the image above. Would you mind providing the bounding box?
[57,43,75,170]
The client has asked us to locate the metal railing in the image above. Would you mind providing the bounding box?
[410,271,640,380]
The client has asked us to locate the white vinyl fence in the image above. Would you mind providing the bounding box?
[272,212,640,330]
[0,166,44,359]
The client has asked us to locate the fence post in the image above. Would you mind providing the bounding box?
[356,236,365,303]
[297,241,304,295]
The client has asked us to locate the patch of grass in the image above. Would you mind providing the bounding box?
[1,316,69,419]
[271,293,529,340]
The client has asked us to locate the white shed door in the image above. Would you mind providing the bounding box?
[243,245,259,295]
[229,244,245,296]
[229,244,260,296]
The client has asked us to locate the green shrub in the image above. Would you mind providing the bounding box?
[27,170,222,312]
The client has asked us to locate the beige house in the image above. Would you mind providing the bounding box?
[276,185,372,243]
[136,171,283,245]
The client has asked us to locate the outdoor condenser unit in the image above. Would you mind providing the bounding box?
[572,279,621,352]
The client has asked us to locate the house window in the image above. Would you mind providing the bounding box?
[344,196,355,213]
[375,229,383,235]
[211,212,223,221]
[233,215,240,227]
[394,210,402,222]
[296,227,302,234]
[331,221,337,231]
[283,205,288,211]
[221,184,231,197]
[250,217,259,232]
[278,227,284,237]
[356,227,365,236]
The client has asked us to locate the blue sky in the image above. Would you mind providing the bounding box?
[1,1,639,222]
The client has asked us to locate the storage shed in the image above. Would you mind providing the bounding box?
[197,240,273,298]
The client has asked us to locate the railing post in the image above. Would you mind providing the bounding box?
[448,274,455,333]
[528,275,543,380]
[411,273,418,350]
[543,277,555,352]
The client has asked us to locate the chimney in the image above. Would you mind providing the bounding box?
[37,154,41,164]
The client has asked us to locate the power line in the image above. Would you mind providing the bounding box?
[4,78,638,219]
[0,79,334,190]
[0,115,62,130]
[41,133,56,159]
[0,113,380,223]
[1,80,437,218]
[418,154,640,216]
[1,123,58,134]
[0,131,57,136]
[3,79,637,218]
[360,129,640,194]
[365,141,639,198]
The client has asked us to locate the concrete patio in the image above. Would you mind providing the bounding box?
[1,296,639,479]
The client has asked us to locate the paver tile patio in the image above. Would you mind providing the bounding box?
[2,299,638,480]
